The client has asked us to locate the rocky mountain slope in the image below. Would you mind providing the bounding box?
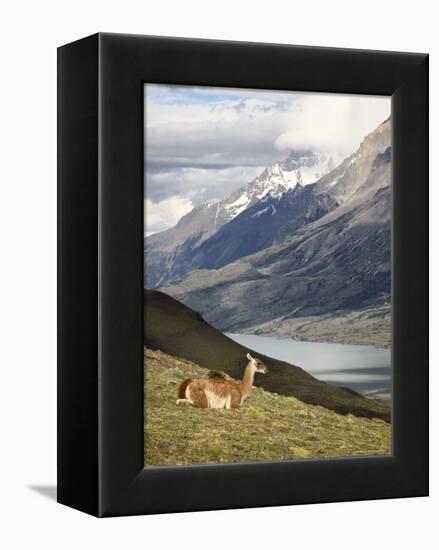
[144,347,391,466]
[159,119,391,345]
[187,183,337,271]
[145,149,333,287]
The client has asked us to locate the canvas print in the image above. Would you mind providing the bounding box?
[144,85,392,466]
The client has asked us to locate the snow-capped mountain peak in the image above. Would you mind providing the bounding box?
[145,148,333,286]
[221,149,332,221]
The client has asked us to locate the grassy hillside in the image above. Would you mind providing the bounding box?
[144,347,391,466]
[144,289,390,422]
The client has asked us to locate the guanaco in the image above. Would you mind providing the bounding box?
[176,353,268,409]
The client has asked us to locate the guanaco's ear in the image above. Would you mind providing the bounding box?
[246,353,253,361]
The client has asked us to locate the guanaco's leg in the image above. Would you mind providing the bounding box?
[177,383,209,408]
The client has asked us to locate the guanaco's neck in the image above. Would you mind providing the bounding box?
[240,362,256,397]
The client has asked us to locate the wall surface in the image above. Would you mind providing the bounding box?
[0,0,436,547]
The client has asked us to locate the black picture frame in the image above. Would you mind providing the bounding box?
[58,33,428,517]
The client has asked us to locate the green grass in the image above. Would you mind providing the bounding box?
[144,347,391,467]
[144,289,391,422]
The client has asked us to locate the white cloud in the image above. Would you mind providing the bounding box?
[144,196,193,236]
[145,96,292,169]
[275,93,390,161]
[145,165,262,204]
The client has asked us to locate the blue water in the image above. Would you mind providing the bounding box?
[225,333,391,400]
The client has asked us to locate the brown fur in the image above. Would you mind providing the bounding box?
[178,378,193,399]
[176,354,267,409]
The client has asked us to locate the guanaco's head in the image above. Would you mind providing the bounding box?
[246,352,268,374]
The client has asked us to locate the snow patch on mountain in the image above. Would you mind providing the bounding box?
[252,204,277,218]
[224,192,251,217]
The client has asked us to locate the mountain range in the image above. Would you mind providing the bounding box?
[145,118,391,346]
[144,149,333,287]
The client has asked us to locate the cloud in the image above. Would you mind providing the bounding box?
[145,165,262,204]
[146,84,297,107]
[274,93,390,160]
[144,196,193,235]
[144,84,391,234]
[145,95,293,176]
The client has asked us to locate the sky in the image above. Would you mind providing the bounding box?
[144,84,390,236]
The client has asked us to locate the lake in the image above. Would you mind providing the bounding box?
[226,333,391,400]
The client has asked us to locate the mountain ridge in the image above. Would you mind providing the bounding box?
[145,147,334,287]
[158,118,391,345]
